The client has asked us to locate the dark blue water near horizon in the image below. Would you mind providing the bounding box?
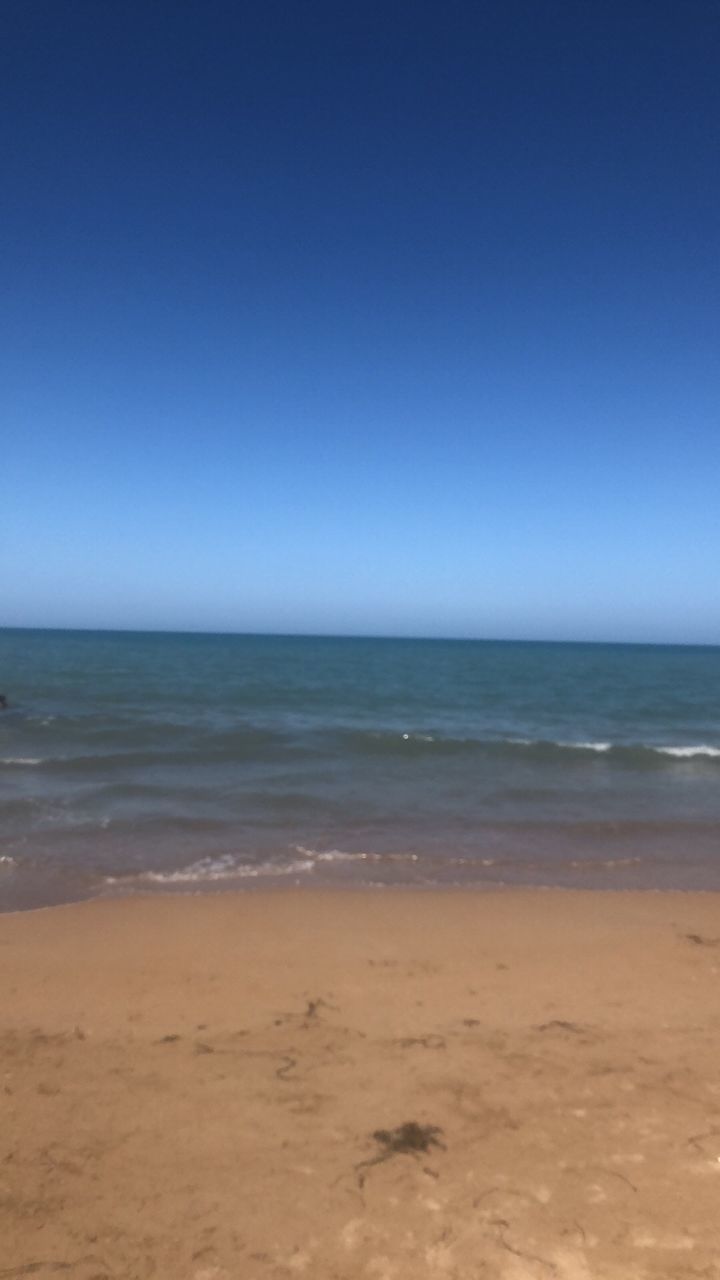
[1,628,720,909]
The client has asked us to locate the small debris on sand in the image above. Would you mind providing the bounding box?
[355,1123,446,1187]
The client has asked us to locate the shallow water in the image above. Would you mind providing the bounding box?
[2,629,720,908]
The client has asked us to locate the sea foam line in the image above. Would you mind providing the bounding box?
[502,738,720,758]
[368,733,720,757]
[105,855,316,885]
[294,845,420,864]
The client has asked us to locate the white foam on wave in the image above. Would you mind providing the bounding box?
[294,845,366,864]
[0,855,17,868]
[517,739,719,757]
[513,739,611,752]
[569,857,642,869]
[105,854,315,886]
[0,757,43,766]
[294,845,420,864]
[102,847,423,890]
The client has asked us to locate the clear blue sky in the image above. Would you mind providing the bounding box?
[3,1,718,641]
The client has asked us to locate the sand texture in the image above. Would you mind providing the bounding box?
[2,889,720,1279]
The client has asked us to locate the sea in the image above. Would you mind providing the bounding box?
[1,628,720,910]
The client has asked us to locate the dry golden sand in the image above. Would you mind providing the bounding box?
[2,889,720,1279]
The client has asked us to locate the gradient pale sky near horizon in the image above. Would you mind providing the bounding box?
[3,1,719,642]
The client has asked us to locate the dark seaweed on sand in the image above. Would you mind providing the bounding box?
[355,1122,445,1186]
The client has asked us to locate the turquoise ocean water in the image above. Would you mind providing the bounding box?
[1,629,720,909]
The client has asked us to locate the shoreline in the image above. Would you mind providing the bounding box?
[3,888,720,1277]
[5,865,720,917]
[4,878,720,921]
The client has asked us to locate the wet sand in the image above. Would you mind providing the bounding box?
[2,888,720,1278]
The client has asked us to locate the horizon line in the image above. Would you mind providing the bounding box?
[0,624,718,650]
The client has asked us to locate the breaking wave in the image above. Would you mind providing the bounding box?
[3,736,720,778]
[340,731,720,764]
[293,845,421,865]
[104,854,317,886]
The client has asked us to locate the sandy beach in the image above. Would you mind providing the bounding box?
[2,888,720,1279]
